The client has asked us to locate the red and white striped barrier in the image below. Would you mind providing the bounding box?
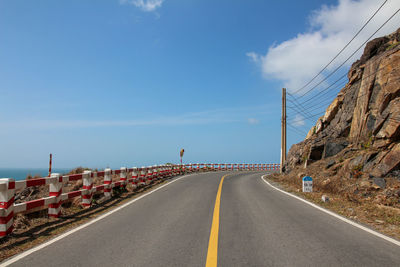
[104,168,112,199]
[140,167,146,186]
[0,162,279,238]
[81,171,93,208]
[131,167,138,188]
[49,173,62,216]
[0,178,15,237]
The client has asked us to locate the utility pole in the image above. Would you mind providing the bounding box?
[280,88,287,173]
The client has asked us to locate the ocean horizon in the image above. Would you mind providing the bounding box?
[0,168,75,181]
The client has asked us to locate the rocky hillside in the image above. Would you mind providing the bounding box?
[280,28,400,215]
[285,28,400,181]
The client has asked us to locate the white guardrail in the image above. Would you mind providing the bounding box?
[0,163,279,238]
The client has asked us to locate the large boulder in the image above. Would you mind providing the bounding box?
[376,98,400,140]
[371,143,400,177]
[323,141,349,158]
[323,96,343,124]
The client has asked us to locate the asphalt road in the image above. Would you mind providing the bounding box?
[4,171,400,266]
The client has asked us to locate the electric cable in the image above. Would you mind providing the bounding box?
[292,0,388,95]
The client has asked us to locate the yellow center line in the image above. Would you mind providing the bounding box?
[205,175,227,267]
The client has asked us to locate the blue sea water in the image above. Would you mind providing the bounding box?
[0,168,73,181]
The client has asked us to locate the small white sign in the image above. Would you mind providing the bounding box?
[302,176,313,192]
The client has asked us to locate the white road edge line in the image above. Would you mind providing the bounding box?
[1,174,194,266]
[261,175,400,247]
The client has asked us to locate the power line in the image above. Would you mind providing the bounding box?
[288,79,347,114]
[288,111,325,124]
[286,73,348,115]
[287,124,308,136]
[287,98,314,118]
[292,55,400,115]
[292,0,388,95]
[299,73,348,105]
[298,7,400,98]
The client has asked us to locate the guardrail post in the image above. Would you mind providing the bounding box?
[138,167,144,185]
[131,167,138,189]
[104,168,112,199]
[159,166,164,179]
[120,167,127,189]
[153,165,159,180]
[81,170,93,208]
[49,173,62,217]
[0,178,15,238]
[147,167,153,184]
[159,165,164,179]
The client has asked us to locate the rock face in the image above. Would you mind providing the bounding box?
[285,28,400,178]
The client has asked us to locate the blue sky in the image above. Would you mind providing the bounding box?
[1,0,399,169]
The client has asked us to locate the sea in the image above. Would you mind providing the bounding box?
[0,168,74,181]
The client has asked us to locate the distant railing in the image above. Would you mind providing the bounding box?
[0,163,279,237]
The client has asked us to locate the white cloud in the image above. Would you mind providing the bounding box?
[246,52,261,63]
[291,115,305,127]
[248,0,400,94]
[120,0,164,12]
[247,118,260,125]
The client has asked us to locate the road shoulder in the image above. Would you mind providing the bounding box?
[262,174,400,246]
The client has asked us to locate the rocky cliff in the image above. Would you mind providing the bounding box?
[285,28,400,182]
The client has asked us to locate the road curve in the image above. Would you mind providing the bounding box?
[3,171,400,266]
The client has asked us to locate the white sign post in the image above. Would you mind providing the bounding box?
[302,176,313,192]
